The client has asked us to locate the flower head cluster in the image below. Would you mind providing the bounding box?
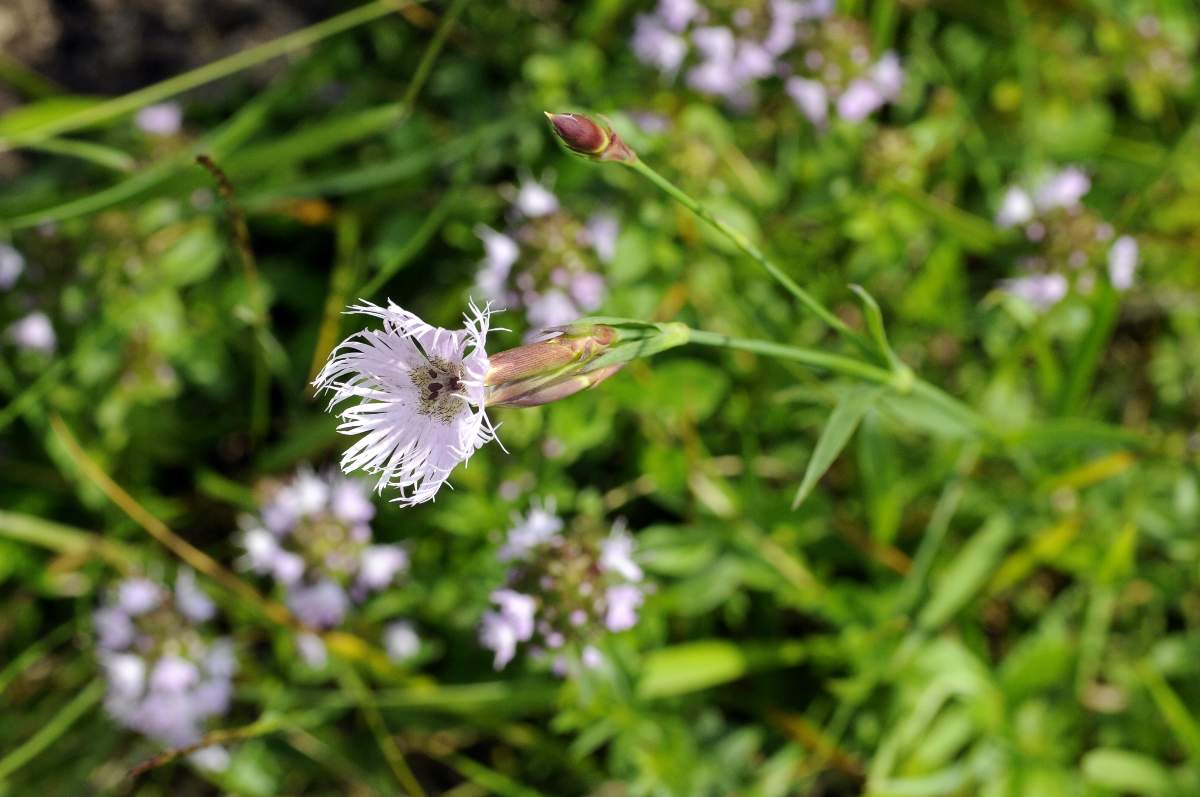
[995,168,1139,311]
[239,467,407,632]
[94,572,235,769]
[479,503,647,675]
[632,0,902,124]
[314,301,498,505]
[475,178,617,337]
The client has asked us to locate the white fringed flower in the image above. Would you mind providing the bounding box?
[314,301,498,506]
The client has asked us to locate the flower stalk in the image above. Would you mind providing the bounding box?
[545,111,874,359]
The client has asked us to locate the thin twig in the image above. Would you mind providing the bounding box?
[196,154,271,439]
[49,414,293,627]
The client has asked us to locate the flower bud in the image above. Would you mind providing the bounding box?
[485,324,619,407]
[491,364,624,408]
[485,319,690,408]
[545,112,637,164]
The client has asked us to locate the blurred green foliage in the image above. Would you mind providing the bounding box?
[1,0,1199,795]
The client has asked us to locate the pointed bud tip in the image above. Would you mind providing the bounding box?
[545,111,636,164]
[545,112,608,154]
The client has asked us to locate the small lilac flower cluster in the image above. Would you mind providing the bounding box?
[238,468,407,641]
[995,168,1139,312]
[475,178,617,336]
[1,242,56,354]
[94,572,235,770]
[479,501,647,675]
[632,0,903,125]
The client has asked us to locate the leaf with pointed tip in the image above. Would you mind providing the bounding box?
[792,386,884,510]
[849,284,901,369]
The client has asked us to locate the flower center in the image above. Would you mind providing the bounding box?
[410,358,468,424]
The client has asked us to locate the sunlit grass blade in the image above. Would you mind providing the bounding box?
[0,0,423,151]
[0,509,136,569]
[638,639,810,699]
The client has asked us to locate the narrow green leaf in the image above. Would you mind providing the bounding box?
[792,386,883,509]
[849,284,900,368]
[23,137,136,172]
[1081,749,1176,796]
[0,96,99,137]
[918,515,1013,630]
[0,509,136,568]
[638,640,807,699]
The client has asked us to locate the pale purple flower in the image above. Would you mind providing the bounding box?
[189,747,231,772]
[599,524,643,582]
[688,58,744,97]
[96,575,236,762]
[480,611,520,670]
[0,243,23,290]
[7,311,55,353]
[581,645,604,669]
[733,41,776,82]
[996,187,1035,228]
[135,102,183,136]
[384,621,420,662]
[604,584,645,632]
[150,655,200,693]
[569,272,606,312]
[175,568,215,623]
[1002,273,1069,310]
[357,544,409,591]
[524,289,580,332]
[118,578,164,616]
[657,0,701,32]
[288,468,331,516]
[632,15,689,74]
[240,528,302,584]
[764,2,800,54]
[287,579,350,629]
[490,589,537,640]
[515,178,559,218]
[1034,167,1090,212]
[331,478,375,524]
[1107,236,1139,290]
[103,653,145,698]
[585,212,620,263]
[297,633,328,668]
[94,607,136,650]
[869,51,904,100]
[836,78,885,121]
[499,500,564,561]
[786,77,828,127]
[692,26,736,63]
[314,301,497,506]
[475,225,519,302]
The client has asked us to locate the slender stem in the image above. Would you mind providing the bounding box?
[337,663,428,797]
[683,327,993,439]
[627,158,874,356]
[0,679,105,781]
[685,328,896,384]
[128,708,342,779]
[48,414,295,627]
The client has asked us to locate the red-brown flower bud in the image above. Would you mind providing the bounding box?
[544,112,637,164]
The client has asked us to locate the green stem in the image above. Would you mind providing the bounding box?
[0,679,105,781]
[627,158,873,357]
[683,327,992,439]
[0,0,418,151]
[337,663,427,797]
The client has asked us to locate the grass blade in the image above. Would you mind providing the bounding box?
[792,386,883,509]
